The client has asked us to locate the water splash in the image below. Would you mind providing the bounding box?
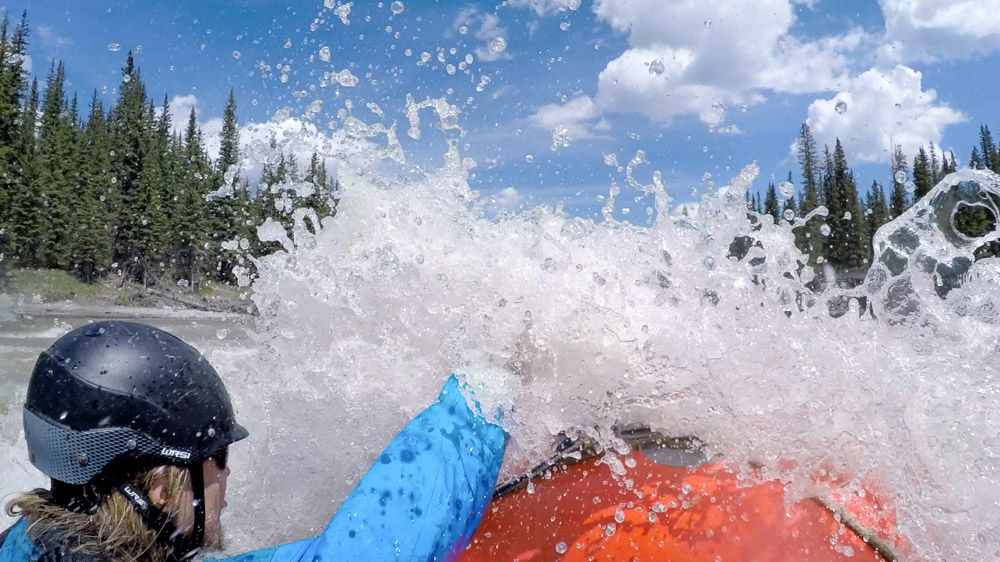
[212,103,1000,559]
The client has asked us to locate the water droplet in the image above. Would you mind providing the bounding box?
[614,508,625,523]
[904,180,916,193]
[525,154,534,163]
[778,181,794,198]
[604,523,616,536]
[895,170,907,184]
[843,211,853,221]
[740,104,748,113]
[783,209,795,221]
[489,36,507,54]
[551,125,571,151]
[835,100,848,114]
[232,50,241,59]
[820,224,831,237]
[333,69,359,87]
[603,153,618,166]
[390,1,404,15]
[319,46,331,61]
[648,59,665,76]
[652,502,667,513]
[108,43,121,52]
[560,22,570,31]
[555,541,568,554]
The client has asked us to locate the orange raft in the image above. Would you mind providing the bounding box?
[460,435,904,561]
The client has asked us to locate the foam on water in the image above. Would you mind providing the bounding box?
[206,109,1000,560]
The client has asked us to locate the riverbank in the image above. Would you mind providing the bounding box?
[0,269,256,317]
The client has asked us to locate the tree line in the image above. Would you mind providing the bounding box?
[747,122,998,281]
[0,14,337,290]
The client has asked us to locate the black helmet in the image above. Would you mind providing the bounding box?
[23,321,248,558]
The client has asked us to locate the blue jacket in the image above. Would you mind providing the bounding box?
[0,376,506,562]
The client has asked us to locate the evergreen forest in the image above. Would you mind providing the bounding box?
[0,14,337,292]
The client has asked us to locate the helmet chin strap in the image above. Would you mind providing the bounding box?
[118,463,207,561]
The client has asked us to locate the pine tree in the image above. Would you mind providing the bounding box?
[208,88,247,283]
[970,146,984,170]
[795,123,823,263]
[9,78,41,266]
[172,106,212,289]
[928,142,940,185]
[865,180,890,244]
[763,181,780,223]
[912,146,932,200]
[303,151,336,221]
[0,13,28,278]
[837,144,868,271]
[820,145,840,265]
[129,97,171,287]
[36,60,76,268]
[939,150,954,176]
[109,51,156,284]
[69,91,114,282]
[890,145,909,218]
[980,125,997,171]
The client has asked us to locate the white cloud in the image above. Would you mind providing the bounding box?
[801,65,965,165]
[715,125,744,136]
[474,13,511,62]
[507,0,582,16]
[453,7,512,62]
[529,95,602,139]
[166,94,199,134]
[528,0,866,135]
[878,0,1000,63]
[495,187,522,208]
[36,25,72,48]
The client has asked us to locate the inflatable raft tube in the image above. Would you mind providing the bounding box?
[460,430,904,561]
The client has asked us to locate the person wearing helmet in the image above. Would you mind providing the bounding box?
[0,321,506,562]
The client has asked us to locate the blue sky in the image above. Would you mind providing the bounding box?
[15,0,1000,218]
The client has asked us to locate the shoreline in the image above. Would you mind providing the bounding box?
[14,301,243,321]
[1,269,257,319]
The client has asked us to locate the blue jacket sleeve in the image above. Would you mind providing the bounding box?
[212,375,506,562]
[0,520,31,562]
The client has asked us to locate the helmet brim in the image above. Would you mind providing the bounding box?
[231,423,250,444]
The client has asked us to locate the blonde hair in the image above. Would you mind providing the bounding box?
[5,466,192,562]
